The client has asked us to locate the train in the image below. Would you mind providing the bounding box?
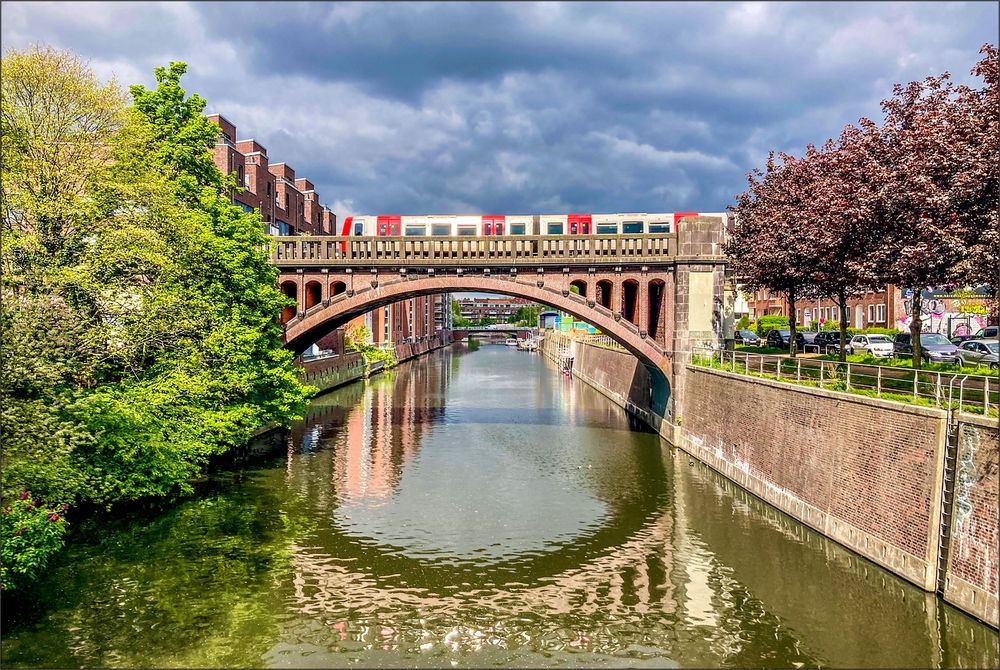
[338,212,728,237]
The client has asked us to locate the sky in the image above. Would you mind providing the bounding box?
[3,1,997,219]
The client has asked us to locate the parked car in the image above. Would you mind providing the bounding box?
[800,331,819,349]
[893,332,958,363]
[951,325,999,345]
[955,339,999,370]
[846,334,894,358]
[813,331,842,352]
[765,329,806,350]
[735,329,761,346]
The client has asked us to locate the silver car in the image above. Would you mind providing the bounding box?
[955,339,999,370]
[846,334,894,358]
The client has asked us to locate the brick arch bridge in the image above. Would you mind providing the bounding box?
[272,216,729,425]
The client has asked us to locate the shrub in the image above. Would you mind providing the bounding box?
[1,493,69,591]
[736,315,752,330]
[755,315,789,337]
[863,326,901,336]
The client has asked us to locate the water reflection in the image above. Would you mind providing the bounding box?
[2,344,997,669]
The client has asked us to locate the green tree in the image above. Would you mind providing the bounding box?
[1,48,312,590]
[513,304,540,327]
[450,298,470,327]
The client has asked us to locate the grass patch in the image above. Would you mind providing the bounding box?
[735,344,787,355]
[818,353,996,376]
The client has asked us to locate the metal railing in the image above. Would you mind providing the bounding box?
[301,350,338,362]
[694,348,998,415]
[571,331,628,352]
[271,234,687,266]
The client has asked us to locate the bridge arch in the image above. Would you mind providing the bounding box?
[304,280,323,310]
[596,279,613,310]
[282,274,672,414]
[280,280,298,324]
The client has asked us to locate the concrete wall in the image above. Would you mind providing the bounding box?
[545,333,998,627]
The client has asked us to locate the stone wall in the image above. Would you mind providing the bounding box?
[677,366,946,591]
[299,332,452,393]
[540,332,654,417]
[300,351,366,393]
[945,414,999,626]
[534,333,999,627]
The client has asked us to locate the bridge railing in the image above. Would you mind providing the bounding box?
[693,347,999,416]
[271,234,678,265]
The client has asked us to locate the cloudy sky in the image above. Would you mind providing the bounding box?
[3,1,997,219]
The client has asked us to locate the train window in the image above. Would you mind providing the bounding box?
[510,224,526,235]
[596,224,618,235]
[648,223,671,233]
[405,225,426,236]
[353,223,364,235]
[546,223,564,234]
[622,221,644,234]
[432,224,451,236]
[457,226,476,236]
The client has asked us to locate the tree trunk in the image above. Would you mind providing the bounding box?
[788,286,798,358]
[837,289,848,363]
[909,286,923,370]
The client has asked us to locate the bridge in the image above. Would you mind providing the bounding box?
[453,326,534,339]
[271,216,729,423]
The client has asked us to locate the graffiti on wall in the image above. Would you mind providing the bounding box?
[896,293,989,336]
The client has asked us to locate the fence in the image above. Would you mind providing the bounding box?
[571,331,628,352]
[696,348,998,416]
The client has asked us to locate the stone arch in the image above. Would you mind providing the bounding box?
[304,280,323,310]
[280,280,298,324]
[281,273,673,424]
[622,279,639,325]
[569,279,587,297]
[596,279,613,310]
[647,278,666,340]
[331,280,347,297]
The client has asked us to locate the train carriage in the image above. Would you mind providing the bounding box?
[339,212,726,237]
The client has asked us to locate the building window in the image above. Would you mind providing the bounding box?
[795,308,801,323]
[832,306,839,322]
[876,304,886,323]
[804,309,811,325]
[868,304,875,323]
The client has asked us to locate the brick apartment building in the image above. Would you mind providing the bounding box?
[207,114,336,235]
[745,285,993,338]
[458,297,534,322]
[206,113,451,356]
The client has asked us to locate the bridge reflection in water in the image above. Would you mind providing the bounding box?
[266,345,998,668]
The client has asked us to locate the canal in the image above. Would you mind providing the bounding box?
[3,344,997,668]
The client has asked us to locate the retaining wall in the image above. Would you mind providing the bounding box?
[543,334,998,627]
[300,332,452,394]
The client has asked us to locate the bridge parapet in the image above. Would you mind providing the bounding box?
[271,233,682,267]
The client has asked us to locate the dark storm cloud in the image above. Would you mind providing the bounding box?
[3,1,997,217]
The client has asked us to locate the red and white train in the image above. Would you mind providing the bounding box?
[339,212,727,237]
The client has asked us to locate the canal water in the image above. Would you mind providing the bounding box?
[3,344,997,668]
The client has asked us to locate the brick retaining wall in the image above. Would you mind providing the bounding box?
[677,366,945,592]
[545,336,998,627]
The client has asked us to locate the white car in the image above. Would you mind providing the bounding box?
[846,334,894,358]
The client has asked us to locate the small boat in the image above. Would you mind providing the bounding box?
[505,338,518,347]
